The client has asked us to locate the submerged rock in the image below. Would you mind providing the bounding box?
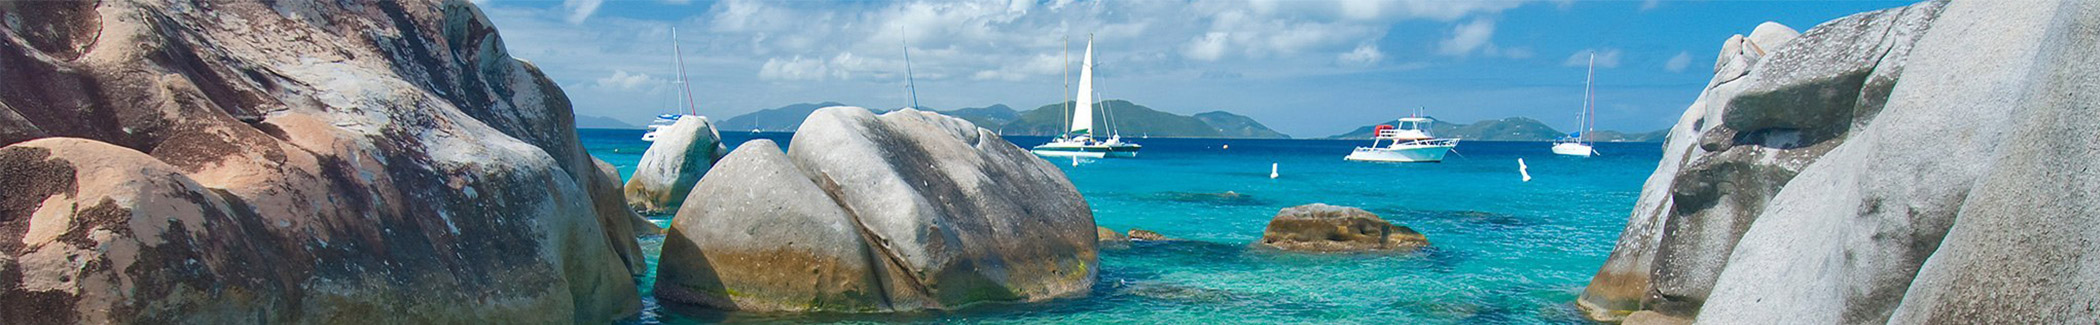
[1255,204,1428,252]
[656,107,1097,312]
[0,0,642,323]
[1582,0,2100,323]
[1127,229,1172,241]
[1098,226,1129,241]
[623,116,728,215]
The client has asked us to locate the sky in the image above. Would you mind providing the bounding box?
[477,0,1915,137]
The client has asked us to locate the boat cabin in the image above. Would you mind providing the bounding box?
[1373,117,1437,141]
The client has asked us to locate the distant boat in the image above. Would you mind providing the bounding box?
[1344,115,1458,163]
[640,113,683,142]
[642,27,704,142]
[1552,51,1599,157]
[1033,35,1141,158]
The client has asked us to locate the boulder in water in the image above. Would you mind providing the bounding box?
[655,107,1097,312]
[1098,226,1128,241]
[1255,204,1428,252]
[0,1,643,322]
[623,116,728,215]
[1127,229,1172,241]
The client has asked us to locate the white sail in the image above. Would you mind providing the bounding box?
[1071,37,1095,135]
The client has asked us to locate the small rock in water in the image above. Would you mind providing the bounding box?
[1255,203,1429,252]
[1127,229,1171,241]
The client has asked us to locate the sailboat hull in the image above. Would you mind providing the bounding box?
[1551,142,1595,157]
[1030,143,1140,158]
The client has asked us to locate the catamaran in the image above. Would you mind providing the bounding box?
[1552,51,1599,157]
[642,27,703,142]
[1344,115,1459,163]
[1032,35,1141,158]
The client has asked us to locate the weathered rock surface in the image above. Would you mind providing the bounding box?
[0,1,641,323]
[1582,0,2100,323]
[1127,229,1171,241]
[1097,226,1128,241]
[623,116,726,215]
[655,107,1097,312]
[1255,204,1428,252]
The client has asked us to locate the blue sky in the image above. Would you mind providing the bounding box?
[478,0,1913,137]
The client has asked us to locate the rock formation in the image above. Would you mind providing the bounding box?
[1097,226,1128,241]
[1255,204,1428,252]
[1580,0,2100,323]
[622,116,726,215]
[655,107,1098,312]
[1127,229,1171,241]
[0,1,642,322]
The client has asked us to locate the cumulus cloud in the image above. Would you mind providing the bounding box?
[1184,32,1230,61]
[1437,18,1496,56]
[1564,48,1623,68]
[1664,51,1692,72]
[562,0,603,24]
[1338,43,1385,67]
[593,70,664,91]
[1640,0,1662,11]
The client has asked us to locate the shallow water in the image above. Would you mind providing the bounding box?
[581,128,1658,324]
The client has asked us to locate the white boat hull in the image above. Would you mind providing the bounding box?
[1552,142,1595,157]
[1030,143,1139,158]
[1345,145,1452,162]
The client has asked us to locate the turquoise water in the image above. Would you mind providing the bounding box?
[581,128,1658,324]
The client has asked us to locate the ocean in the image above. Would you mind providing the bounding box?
[581,128,1660,324]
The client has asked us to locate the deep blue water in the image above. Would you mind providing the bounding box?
[581,128,1660,324]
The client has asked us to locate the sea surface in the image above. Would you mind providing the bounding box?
[581,128,1660,324]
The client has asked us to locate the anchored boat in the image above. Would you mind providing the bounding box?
[1344,116,1459,163]
[1033,35,1140,158]
[642,27,704,142]
[1552,51,1600,157]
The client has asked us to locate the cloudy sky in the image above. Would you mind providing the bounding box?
[478,0,1910,137]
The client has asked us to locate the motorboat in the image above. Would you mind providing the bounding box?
[1344,117,1458,163]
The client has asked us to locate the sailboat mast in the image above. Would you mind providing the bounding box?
[673,27,697,116]
[1061,36,1072,137]
[903,38,920,110]
[1581,51,1595,143]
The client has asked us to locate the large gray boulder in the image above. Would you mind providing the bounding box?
[623,116,727,215]
[655,107,1097,312]
[0,0,642,323]
[1583,0,2100,323]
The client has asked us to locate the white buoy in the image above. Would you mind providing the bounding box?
[1518,158,1532,182]
[1222,144,1230,149]
[1270,163,1279,179]
[1072,156,1080,166]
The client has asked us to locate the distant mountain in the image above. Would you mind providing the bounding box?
[1327,117,1665,142]
[1586,129,1673,142]
[944,104,1019,128]
[1194,111,1290,139]
[575,114,639,129]
[715,102,860,132]
[1000,100,1288,139]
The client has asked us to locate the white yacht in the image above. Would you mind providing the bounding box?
[1033,35,1140,158]
[640,113,683,142]
[1344,117,1459,163]
[1553,51,1599,157]
[641,27,704,142]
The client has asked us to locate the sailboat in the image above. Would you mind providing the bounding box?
[1032,35,1141,158]
[1552,51,1599,156]
[642,27,703,142]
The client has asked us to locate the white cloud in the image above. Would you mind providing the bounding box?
[593,70,663,91]
[1338,43,1384,67]
[1184,32,1230,61]
[562,0,603,24]
[1640,0,1662,11]
[1665,51,1692,72]
[1565,48,1623,68]
[1437,18,1496,56]
[759,56,832,81]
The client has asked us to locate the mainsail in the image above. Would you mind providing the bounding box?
[1071,37,1096,135]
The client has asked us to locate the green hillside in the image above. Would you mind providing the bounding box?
[1329,117,1668,142]
[945,104,1019,128]
[1194,111,1290,138]
[1003,100,1287,138]
[715,102,859,132]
